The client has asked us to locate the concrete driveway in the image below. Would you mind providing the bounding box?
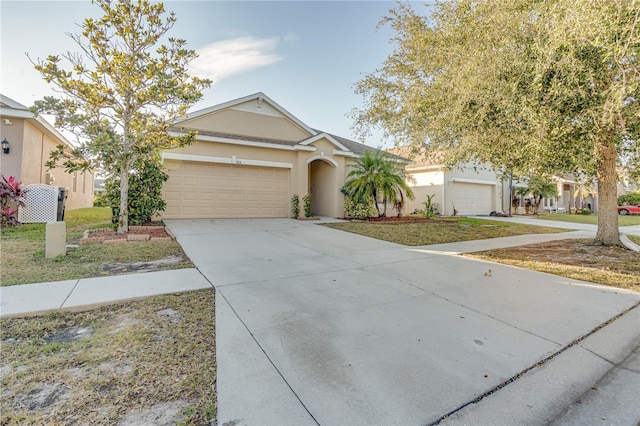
[165,218,639,425]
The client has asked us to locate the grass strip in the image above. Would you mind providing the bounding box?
[324,217,568,246]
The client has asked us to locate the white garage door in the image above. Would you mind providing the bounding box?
[163,160,290,219]
[451,182,494,215]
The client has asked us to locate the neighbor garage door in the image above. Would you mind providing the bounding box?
[163,160,290,219]
[451,182,494,215]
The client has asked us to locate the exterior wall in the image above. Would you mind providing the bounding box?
[0,118,25,180]
[309,160,336,216]
[405,170,445,214]
[167,140,298,165]
[183,108,311,141]
[164,135,349,219]
[0,119,93,212]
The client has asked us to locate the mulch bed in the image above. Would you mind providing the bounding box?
[86,226,170,241]
[352,216,452,224]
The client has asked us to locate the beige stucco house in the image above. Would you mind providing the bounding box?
[0,95,94,211]
[387,147,502,216]
[161,92,388,219]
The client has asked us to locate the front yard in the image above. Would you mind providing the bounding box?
[324,217,568,246]
[467,239,640,291]
[326,217,639,292]
[1,208,193,286]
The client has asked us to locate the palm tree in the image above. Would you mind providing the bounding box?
[343,150,414,217]
[517,176,559,214]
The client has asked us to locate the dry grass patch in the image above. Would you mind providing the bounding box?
[324,217,568,246]
[1,290,215,425]
[467,239,640,291]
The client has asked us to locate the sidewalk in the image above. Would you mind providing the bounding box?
[0,268,212,318]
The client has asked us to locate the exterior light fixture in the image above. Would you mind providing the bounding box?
[1,138,9,154]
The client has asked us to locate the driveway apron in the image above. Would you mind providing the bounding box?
[165,219,640,425]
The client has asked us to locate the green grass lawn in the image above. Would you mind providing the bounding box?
[324,217,569,246]
[536,213,640,226]
[1,207,192,286]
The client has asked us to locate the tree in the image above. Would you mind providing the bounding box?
[353,0,640,246]
[515,176,559,214]
[31,0,211,233]
[343,150,414,217]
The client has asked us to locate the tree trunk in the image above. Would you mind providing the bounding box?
[372,189,381,217]
[593,138,621,246]
[117,165,129,235]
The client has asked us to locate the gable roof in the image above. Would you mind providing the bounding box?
[176,92,318,137]
[171,92,407,160]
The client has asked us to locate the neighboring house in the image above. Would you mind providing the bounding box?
[387,147,502,216]
[510,174,599,214]
[161,92,392,219]
[0,95,94,211]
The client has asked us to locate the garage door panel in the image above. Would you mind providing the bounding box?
[452,183,494,215]
[164,160,290,219]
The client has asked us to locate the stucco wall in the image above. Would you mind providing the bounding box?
[0,118,25,180]
[405,170,445,214]
[183,108,311,142]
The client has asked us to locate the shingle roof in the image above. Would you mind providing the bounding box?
[168,127,299,147]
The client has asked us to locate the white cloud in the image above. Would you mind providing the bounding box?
[190,35,296,83]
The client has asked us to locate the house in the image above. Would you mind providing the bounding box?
[0,95,94,211]
[161,92,390,219]
[509,174,599,214]
[387,147,502,216]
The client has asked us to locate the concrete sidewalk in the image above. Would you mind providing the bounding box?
[0,268,212,318]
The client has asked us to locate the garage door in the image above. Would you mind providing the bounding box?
[451,182,494,215]
[163,160,290,219]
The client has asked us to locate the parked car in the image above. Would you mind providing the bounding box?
[617,204,640,215]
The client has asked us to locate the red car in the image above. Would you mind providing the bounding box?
[617,204,640,215]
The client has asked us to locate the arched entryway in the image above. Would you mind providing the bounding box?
[308,156,338,217]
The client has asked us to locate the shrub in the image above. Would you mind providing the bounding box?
[291,194,300,219]
[344,196,377,220]
[104,160,168,225]
[618,191,640,206]
[421,194,438,219]
[0,175,27,227]
[303,194,313,218]
[93,192,109,207]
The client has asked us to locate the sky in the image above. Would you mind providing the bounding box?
[0,0,429,148]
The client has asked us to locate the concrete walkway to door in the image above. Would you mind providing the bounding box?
[165,218,640,425]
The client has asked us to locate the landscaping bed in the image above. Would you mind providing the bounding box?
[467,239,640,291]
[1,208,192,286]
[0,290,216,425]
[81,225,174,244]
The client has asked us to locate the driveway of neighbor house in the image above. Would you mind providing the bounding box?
[165,219,640,425]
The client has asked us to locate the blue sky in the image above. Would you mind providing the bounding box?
[0,1,428,147]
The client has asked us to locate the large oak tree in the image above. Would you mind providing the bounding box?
[32,0,211,233]
[354,0,640,246]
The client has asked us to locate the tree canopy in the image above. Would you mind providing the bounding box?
[32,0,211,233]
[354,0,640,246]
